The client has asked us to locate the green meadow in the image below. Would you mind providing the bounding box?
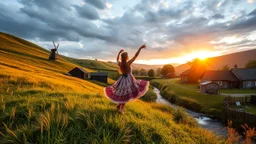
[0,32,224,143]
[151,79,225,118]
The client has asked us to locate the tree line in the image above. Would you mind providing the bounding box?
[132,59,256,78]
[221,60,256,70]
[132,64,176,78]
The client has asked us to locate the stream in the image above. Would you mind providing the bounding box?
[153,87,228,136]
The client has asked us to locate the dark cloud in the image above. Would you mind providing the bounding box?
[17,1,108,41]
[0,0,255,61]
[84,0,106,10]
[18,0,73,11]
[249,8,256,16]
[229,9,256,31]
[74,5,99,20]
[211,14,225,19]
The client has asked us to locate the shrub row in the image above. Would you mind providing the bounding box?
[151,81,203,113]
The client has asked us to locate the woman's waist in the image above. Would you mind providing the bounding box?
[121,73,132,77]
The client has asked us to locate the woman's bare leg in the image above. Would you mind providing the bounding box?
[117,104,121,109]
[119,103,125,114]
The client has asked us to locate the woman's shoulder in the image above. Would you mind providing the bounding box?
[119,62,131,65]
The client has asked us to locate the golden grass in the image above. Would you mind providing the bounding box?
[0,32,223,143]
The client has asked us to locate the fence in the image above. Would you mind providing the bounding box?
[224,96,256,128]
[224,96,251,103]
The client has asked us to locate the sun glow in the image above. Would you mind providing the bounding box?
[134,51,221,65]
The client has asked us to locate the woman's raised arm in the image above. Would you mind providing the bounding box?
[116,49,124,63]
[128,44,146,64]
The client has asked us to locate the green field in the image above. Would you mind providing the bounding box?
[0,32,223,143]
[220,89,256,94]
[230,104,256,115]
[151,79,225,118]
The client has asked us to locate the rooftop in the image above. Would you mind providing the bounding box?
[201,70,239,81]
[231,68,256,80]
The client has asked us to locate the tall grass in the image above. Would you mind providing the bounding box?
[0,32,223,143]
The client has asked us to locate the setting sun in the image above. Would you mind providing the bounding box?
[191,51,221,60]
[135,50,221,65]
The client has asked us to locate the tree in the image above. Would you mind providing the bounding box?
[132,69,140,76]
[147,69,155,77]
[140,69,147,76]
[156,67,161,77]
[245,60,256,68]
[221,65,230,70]
[161,64,175,78]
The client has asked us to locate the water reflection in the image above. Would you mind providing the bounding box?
[153,87,227,136]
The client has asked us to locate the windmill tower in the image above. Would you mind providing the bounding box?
[48,41,59,61]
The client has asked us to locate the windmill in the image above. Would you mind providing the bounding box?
[48,41,59,61]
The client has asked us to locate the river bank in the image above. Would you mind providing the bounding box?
[153,87,256,143]
[153,87,228,136]
[151,79,225,119]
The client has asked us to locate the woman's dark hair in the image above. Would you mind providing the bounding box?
[119,52,129,74]
[121,52,128,62]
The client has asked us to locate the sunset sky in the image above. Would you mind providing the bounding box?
[0,0,256,65]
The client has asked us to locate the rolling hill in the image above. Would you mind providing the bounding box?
[0,32,220,143]
[175,49,256,75]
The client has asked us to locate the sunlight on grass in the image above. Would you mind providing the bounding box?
[0,32,222,143]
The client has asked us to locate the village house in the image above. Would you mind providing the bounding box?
[231,68,256,89]
[180,69,190,83]
[200,81,219,94]
[68,67,88,79]
[200,70,239,89]
[200,68,256,89]
[68,67,109,83]
[180,69,205,83]
[89,72,108,83]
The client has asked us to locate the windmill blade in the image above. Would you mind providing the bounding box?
[52,41,57,49]
[56,43,59,49]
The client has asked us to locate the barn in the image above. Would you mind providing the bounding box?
[200,70,239,89]
[231,68,256,89]
[200,81,219,94]
[180,69,190,83]
[89,72,108,83]
[180,68,205,83]
[68,67,88,79]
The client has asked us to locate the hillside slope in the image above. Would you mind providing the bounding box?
[0,32,219,143]
[175,49,256,74]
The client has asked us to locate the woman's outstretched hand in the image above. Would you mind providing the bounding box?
[119,49,124,53]
[140,44,146,49]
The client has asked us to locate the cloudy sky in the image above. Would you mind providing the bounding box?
[0,0,256,65]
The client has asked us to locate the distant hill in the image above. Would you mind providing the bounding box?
[175,49,256,75]
[132,63,163,70]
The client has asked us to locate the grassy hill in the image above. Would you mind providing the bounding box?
[175,49,256,74]
[0,32,220,143]
[66,57,121,80]
[66,58,164,80]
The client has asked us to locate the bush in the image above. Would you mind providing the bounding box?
[141,88,157,102]
[173,108,198,127]
[177,97,202,112]
[161,89,178,103]
[147,69,155,77]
